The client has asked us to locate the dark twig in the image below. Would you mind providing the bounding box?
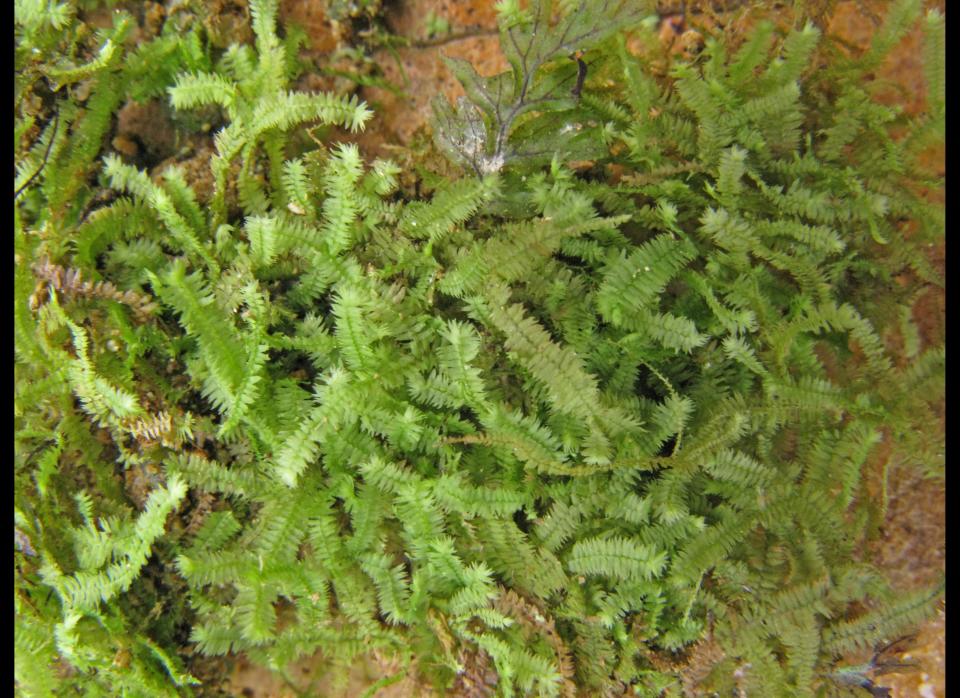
[15,111,60,200]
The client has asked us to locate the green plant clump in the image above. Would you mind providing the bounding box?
[15,0,944,696]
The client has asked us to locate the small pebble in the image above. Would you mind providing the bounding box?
[112,135,138,158]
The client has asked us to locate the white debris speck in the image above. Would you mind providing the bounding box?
[479,152,505,174]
